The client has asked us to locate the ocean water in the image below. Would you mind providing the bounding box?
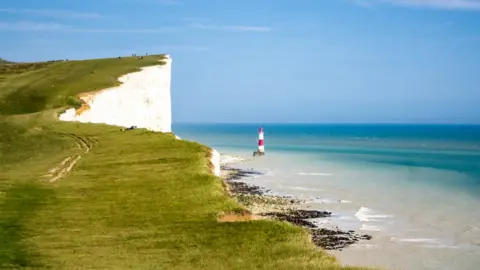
[173,123,480,270]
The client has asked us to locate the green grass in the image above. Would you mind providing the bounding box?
[0,55,374,269]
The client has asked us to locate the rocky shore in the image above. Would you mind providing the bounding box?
[222,166,372,251]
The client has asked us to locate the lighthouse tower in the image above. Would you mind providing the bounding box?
[253,127,265,156]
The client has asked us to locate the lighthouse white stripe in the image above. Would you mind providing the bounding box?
[258,133,264,140]
[258,145,265,152]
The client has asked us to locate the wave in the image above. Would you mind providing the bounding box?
[355,207,393,222]
[297,172,333,176]
[420,244,460,249]
[288,186,323,191]
[463,225,480,234]
[338,216,354,220]
[352,243,378,249]
[390,238,462,249]
[390,237,440,244]
[360,224,381,231]
[307,198,352,204]
[264,170,274,176]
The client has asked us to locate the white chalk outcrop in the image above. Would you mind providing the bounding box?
[60,55,172,132]
[210,149,221,177]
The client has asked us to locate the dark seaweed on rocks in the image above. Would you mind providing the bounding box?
[288,209,332,219]
[261,210,332,228]
[262,211,373,250]
[228,182,266,196]
[311,228,373,250]
[223,167,269,195]
[223,166,264,181]
[261,212,318,228]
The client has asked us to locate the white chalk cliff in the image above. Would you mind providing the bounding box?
[59,55,172,133]
[59,56,222,178]
[210,149,221,177]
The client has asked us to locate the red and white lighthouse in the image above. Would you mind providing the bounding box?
[254,127,265,156]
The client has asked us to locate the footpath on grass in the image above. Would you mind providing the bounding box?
[0,56,375,269]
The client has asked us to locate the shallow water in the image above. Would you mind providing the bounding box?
[174,123,480,270]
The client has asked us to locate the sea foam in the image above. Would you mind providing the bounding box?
[297,172,333,176]
[220,155,247,165]
[355,207,393,222]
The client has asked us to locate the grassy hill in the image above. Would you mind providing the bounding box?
[0,55,370,269]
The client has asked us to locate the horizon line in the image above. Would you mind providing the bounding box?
[172,122,480,125]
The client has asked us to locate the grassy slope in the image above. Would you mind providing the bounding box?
[0,55,371,269]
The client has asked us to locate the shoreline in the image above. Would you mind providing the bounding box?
[210,149,480,270]
[217,157,373,251]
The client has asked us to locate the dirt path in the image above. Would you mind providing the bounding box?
[43,133,98,182]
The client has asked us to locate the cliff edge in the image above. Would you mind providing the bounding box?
[59,56,172,133]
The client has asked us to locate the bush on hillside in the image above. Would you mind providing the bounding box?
[65,96,84,109]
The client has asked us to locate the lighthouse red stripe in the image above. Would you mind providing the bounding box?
[258,140,264,146]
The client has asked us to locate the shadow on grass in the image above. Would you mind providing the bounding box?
[0,182,55,268]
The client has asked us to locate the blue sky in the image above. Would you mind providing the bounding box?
[1,0,480,123]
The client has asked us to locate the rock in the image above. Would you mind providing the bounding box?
[223,167,264,181]
[261,212,317,228]
[287,209,332,219]
[228,182,264,195]
[309,228,373,250]
[311,229,356,250]
[361,234,373,240]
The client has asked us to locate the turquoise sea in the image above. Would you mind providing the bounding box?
[173,123,480,270]
[174,124,480,191]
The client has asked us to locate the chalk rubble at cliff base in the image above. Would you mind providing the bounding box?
[210,149,221,177]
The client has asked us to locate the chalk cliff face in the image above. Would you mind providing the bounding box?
[210,149,221,177]
[59,56,172,133]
